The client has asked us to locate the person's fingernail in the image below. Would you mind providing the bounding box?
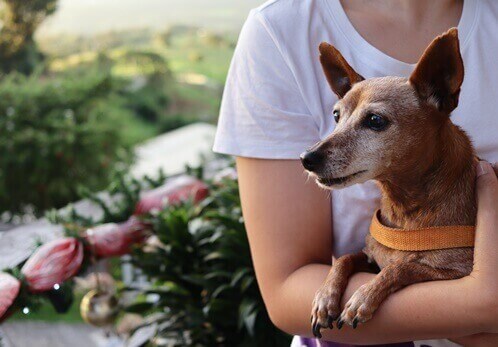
[477,161,493,177]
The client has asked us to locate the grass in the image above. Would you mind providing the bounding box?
[49,30,234,84]
[170,83,222,121]
[10,293,84,323]
[163,33,234,83]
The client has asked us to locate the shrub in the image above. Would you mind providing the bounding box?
[124,82,169,123]
[159,114,195,133]
[0,70,131,215]
[125,175,290,346]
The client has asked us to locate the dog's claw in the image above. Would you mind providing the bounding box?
[326,316,334,329]
[336,319,344,330]
[352,318,359,329]
[312,322,323,338]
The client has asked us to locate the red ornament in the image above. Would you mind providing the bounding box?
[0,272,20,320]
[87,217,148,258]
[21,238,83,293]
[134,176,208,215]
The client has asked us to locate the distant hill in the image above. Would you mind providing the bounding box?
[38,0,265,37]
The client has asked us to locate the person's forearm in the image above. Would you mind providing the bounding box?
[268,263,487,344]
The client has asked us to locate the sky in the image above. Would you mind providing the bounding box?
[38,0,265,37]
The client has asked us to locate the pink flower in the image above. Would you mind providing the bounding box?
[0,272,20,320]
[86,217,148,258]
[21,238,83,293]
[134,175,208,215]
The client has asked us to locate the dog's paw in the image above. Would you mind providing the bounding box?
[310,285,342,338]
[337,284,377,329]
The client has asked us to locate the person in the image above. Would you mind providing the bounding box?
[213,0,498,345]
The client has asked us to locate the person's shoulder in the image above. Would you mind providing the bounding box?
[254,0,306,14]
[238,0,328,72]
[251,0,323,28]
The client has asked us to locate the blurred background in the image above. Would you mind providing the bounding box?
[0,0,259,218]
[0,1,293,347]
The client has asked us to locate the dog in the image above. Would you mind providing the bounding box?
[302,28,482,338]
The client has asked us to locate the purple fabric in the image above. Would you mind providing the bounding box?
[297,337,415,347]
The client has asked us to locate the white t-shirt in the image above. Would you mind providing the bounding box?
[214,0,498,344]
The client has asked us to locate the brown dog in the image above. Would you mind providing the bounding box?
[302,28,480,338]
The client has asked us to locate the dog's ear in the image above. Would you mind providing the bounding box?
[409,28,464,113]
[319,42,364,98]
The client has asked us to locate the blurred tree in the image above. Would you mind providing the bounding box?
[202,31,227,48]
[0,0,57,74]
[188,51,204,63]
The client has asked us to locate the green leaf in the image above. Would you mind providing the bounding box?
[124,302,155,314]
[230,268,252,287]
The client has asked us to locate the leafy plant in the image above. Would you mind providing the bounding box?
[0,69,131,215]
[125,177,290,346]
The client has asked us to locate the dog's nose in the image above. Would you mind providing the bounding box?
[300,150,323,172]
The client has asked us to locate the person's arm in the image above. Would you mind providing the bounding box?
[237,157,498,344]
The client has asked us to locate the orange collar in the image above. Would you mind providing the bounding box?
[369,210,475,251]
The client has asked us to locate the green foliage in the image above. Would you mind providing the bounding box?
[0,0,58,74]
[159,114,196,133]
[10,291,85,323]
[123,74,170,123]
[125,177,290,346]
[0,70,131,215]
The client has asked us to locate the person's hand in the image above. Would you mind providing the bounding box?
[465,161,498,333]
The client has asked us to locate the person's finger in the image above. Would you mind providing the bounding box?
[473,161,498,274]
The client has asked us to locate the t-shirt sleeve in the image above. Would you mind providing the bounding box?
[213,10,319,159]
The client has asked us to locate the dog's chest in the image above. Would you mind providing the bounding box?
[363,234,473,275]
[363,234,416,269]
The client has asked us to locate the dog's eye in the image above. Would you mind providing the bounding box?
[365,114,388,131]
[333,110,340,123]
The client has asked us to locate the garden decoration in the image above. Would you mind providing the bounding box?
[21,238,84,293]
[86,217,149,258]
[80,268,120,329]
[0,175,208,322]
[0,272,20,321]
[80,223,122,328]
[80,289,120,327]
[134,175,209,215]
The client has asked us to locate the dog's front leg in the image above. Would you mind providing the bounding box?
[338,261,460,328]
[311,252,376,337]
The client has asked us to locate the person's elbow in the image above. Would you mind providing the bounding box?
[263,288,303,337]
[267,302,295,335]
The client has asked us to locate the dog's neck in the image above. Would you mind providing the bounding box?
[376,120,477,229]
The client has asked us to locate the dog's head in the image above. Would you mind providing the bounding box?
[302,28,464,189]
